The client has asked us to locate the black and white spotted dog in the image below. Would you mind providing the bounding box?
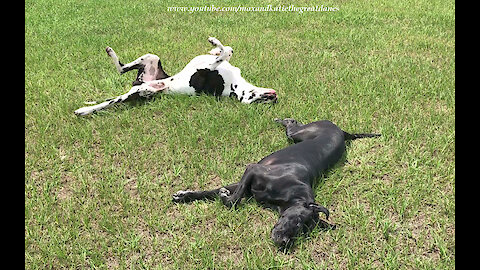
[74,37,277,116]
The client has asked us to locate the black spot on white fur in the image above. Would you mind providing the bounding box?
[189,68,225,96]
[155,60,170,80]
[239,90,245,102]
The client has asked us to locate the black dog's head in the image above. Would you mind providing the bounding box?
[271,203,329,250]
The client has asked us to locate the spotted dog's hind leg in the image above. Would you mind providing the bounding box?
[206,37,233,70]
[106,47,169,85]
[82,48,159,106]
[105,46,154,75]
[74,82,166,116]
[106,47,157,75]
[105,47,127,74]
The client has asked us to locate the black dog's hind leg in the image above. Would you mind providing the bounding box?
[274,118,311,143]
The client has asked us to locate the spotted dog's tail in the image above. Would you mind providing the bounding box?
[344,132,381,140]
[83,97,117,105]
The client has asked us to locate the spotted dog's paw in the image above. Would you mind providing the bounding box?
[74,106,96,116]
[106,46,116,57]
[219,187,231,198]
[172,190,194,203]
[208,37,222,47]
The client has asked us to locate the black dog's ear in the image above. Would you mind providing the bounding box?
[308,203,330,220]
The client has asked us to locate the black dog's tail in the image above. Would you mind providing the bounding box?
[344,131,381,140]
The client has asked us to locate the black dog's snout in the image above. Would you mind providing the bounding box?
[272,234,290,248]
[276,238,294,251]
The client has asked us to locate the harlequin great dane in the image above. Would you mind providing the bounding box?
[172,118,381,250]
[74,37,277,116]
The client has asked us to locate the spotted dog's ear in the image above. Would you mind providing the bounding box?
[308,203,329,220]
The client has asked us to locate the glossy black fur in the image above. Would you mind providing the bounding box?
[172,118,380,250]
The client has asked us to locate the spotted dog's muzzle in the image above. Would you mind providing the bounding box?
[259,90,278,103]
[248,88,278,104]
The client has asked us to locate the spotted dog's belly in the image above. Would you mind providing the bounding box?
[189,68,225,96]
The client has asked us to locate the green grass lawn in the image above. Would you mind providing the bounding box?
[25,0,455,268]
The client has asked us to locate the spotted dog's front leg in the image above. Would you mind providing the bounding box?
[209,46,233,62]
[207,37,233,70]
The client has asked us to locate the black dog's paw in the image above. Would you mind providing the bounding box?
[219,187,231,198]
[172,190,194,203]
[317,218,337,231]
[219,188,235,208]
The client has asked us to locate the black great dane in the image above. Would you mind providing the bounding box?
[172,118,381,250]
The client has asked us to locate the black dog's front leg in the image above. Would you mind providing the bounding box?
[219,164,262,208]
[173,164,262,208]
[172,183,239,203]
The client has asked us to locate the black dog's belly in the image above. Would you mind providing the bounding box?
[249,164,315,206]
[189,68,225,96]
[258,139,344,182]
[251,131,346,207]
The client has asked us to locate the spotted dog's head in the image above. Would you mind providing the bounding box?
[245,87,277,104]
[271,203,329,250]
[230,84,278,104]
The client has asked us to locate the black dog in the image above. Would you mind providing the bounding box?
[172,118,380,249]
